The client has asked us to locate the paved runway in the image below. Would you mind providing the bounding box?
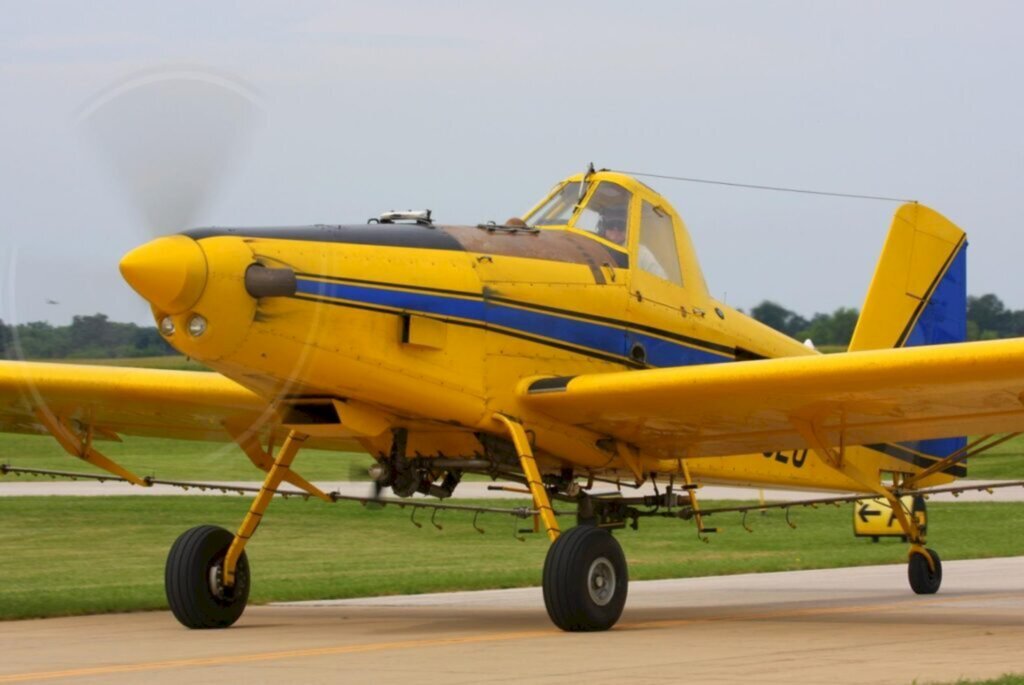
[1,557,1022,684]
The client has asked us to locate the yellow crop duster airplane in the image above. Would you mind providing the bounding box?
[2,166,1022,633]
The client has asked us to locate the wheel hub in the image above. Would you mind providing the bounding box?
[208,563,225,597]
[587,557,616,607]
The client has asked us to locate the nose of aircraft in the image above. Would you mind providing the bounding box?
[119,235,208,314]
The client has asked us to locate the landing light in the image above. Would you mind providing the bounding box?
[159,316,175,336]
[187,314,207,337]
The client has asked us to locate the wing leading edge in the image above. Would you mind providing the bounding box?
[0,360,278,442]
[519,338,1024,462]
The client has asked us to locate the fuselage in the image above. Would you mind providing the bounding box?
[120,172,955,492]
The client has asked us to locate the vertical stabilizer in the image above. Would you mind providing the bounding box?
[850,203,967,463]
[849,203,966,352]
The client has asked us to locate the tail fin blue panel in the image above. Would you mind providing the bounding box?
[899,244,968,460]
[900,240,967,348]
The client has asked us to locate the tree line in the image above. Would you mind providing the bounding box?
[1,294,1022,359]
[750,293,1024,346]
[0,314,172,359]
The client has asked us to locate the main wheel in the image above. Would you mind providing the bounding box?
[908,547,942,594]
[542,525,628,631]
[165,525,250,629]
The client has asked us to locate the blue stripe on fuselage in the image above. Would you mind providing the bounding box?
[626,330,729,367]
[297,279,487,321]
[295,278,730,367]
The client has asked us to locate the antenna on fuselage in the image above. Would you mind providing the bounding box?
[575,162,596,211]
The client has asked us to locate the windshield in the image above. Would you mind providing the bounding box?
[526,182,582,226]
[572,182,631,245]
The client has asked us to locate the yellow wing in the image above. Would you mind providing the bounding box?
[0,360,273,441]
[520,338,1024,460]
[0,360,367,493]
[0,360,363,450]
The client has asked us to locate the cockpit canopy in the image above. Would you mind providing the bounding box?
[523,171,705,293]
[528,181,630,247]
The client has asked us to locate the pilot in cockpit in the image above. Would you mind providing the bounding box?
[524,178,670,280]
[597,207,628,247]
[592,191,668,279]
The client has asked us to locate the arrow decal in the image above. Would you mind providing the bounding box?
[858,504,882,524]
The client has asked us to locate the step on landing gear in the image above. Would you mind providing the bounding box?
[543,525,628,631]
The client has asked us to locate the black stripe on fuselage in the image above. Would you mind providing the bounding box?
[184,224,467,251]
[294,272,475,300]
[183,224,632,269]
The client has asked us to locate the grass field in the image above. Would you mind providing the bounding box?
[965,438,1024,480]
[1,494,1023,621]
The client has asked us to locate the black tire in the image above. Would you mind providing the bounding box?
[542,526,628,631]
[908,547,942,595]
[165,525,250,629]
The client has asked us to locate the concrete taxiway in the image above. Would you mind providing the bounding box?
[1,556,1022,684]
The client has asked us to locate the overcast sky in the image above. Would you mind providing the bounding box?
[2,1,1022,326]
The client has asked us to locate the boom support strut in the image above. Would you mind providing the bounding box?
[225,423,331,502]
[33,408,149,487]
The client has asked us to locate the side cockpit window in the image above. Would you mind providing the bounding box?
[638,201,683,285]
[572,182,632,248]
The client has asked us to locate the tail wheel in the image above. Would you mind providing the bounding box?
[165,525,250,629]
[908,547,942,595]
[542,525,628,631]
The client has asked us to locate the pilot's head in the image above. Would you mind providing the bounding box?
[598,208,628,246]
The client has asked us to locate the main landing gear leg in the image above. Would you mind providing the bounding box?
[886,493,941,594]
[878,489,941,594]
[165,430,308,629]
[794,420,941,596]
[493,414,628,632]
